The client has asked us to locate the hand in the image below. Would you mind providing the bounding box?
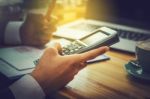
[31,42,109,94]
[20,13,57,46]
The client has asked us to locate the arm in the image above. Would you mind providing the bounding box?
[0,0,57,46]
[0,43,109,99]
[2,0,57,46]
[4,10,57,46]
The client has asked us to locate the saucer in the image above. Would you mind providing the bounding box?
[125,61,150,81]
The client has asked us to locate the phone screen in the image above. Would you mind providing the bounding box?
[81,31,108,45]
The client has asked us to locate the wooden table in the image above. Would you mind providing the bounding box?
[50,49,150,99]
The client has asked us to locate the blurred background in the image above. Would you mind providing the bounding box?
[0,0,88,43]
[0,0,88,24]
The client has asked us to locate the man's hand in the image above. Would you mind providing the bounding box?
[31,42,109,94]
[20,13,57,46]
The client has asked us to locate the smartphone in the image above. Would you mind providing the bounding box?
[62,27,119,55]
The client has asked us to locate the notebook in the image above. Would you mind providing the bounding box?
[53,0,150,53]
[0,46,44,78]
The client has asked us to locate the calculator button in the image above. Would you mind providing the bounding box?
[75,48,79,51]
[70,50,74,53]
[62,41,87,55]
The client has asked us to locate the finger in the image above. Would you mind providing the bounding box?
[72,46,109,63]
[47,41,62,54]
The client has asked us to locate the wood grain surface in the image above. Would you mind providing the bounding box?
[52,50,150,99]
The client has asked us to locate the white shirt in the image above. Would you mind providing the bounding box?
[9,75,45,99]
[4,21,22,45]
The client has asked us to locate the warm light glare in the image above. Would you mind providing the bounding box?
[53,0,115,24]
[53,0,87,24]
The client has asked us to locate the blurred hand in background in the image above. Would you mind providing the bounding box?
[20,13,57,46]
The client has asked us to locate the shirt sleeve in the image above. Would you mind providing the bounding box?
[9,75,45,99]
[4,21,23,45]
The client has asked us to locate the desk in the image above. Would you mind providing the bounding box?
[51,50,150,99]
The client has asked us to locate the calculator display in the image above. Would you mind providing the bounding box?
[82,31,108,45]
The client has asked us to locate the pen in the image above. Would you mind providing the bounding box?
[45,0,56,21]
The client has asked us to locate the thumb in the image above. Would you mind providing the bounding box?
[47,41,62,54]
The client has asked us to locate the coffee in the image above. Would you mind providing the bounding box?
[136,39,150,73]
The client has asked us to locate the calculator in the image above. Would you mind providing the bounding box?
[62,27,119,55]
[34,27,119,65]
